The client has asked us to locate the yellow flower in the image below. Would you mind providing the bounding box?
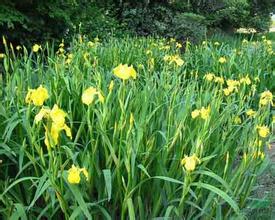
[266,40,272,45]
[46,123,72,148]
[34,107,51,123]
[218,57,226,64]
[181,154,200,172]
[163,55,171,62]
[82,87,99,105]
[59,41,64,48]
[176,42,182,48]
[2,36,7,46]
[204,73,215,82]
[191,109,200,119]
[234,116,242,124]
[44,127,51,149]
[200,106,211,120]
[148,58,155,70]
[214,42,220,46]
[67,165,88,184]
[113,64,137,80]
[50,123,62,145]
[170,55,184,66]
[130,113,134,128]
[170,38,176,42]
[38,105,71,148]
[243,152,247,164]
[240,75,251,85]
[246,109,256,117]
[98,92,105,103]
[16,45,22,51]
[32,44,41,53]
[254,77,260,83]
[80,168,89,180]
[68,165,81,184]
[226,79,240,88]
[88,41,95,47]
[25,85,49,106]
[214,76,224,84]
[109,80,114,92]
[257,126,270,138]
[223,88,231,96]
[146,50,152,55]
[259,90,273,106]
[50,104,67,127]
[0,53,5,59]
[191,106,210,120]
[63,124,72,139]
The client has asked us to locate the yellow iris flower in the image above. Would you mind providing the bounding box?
[181,154,200,172]
[113,64,137,80]
[81,87,105,105]
[257,126,270,138]
[67,165,88,184]
[25,85,49,106]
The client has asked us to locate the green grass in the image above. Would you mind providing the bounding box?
[0,36,274,219]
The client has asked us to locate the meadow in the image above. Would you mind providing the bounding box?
[0,35,274,219]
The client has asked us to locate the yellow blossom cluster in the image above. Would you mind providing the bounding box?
[191,106,211,120]
[25,85,72,149]
[204,73,224,84]
[223,79,240,96]
[204,73,254,96]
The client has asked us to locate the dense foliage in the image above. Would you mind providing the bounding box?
[0,0,275,45]
[0,35,274,219]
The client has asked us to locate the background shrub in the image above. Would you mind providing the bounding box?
[0,0,274,46]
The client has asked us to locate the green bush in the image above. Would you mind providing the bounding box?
[171,13,207,42]
[0,0,128,47]
[121,6,206,42]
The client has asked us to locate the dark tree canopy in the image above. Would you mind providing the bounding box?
[0,0,275,45]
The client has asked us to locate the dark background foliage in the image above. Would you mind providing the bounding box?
[0,0,275,46]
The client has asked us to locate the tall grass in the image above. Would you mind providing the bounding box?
[0,36,274,219]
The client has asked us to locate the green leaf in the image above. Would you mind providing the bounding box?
[103,169,112,201]
[64,174,92,220]
[28,173,51,210]
[194,170,233,194]
[0,177,39,199]
[191,182,241,215]
[153,176,184,185]
[137,164,151,177]
[127,198,136,220]
[164,205,175,218]
[10,203,28,220]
